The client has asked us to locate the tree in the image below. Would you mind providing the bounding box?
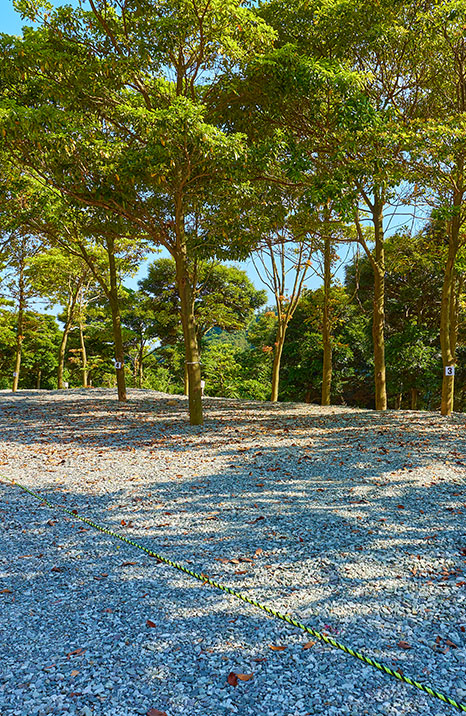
[250,194,317,401]
[237,0,431,410]
[0,231,43,390]
[27,247,93,388]
[139,256,266,390]
[404,1,466,414]
[1,0,274,424]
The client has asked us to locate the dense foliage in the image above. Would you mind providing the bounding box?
[0,0,465,416]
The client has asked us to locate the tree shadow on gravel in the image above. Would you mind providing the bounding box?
[0,390,465,716]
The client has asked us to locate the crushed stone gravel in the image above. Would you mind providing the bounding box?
[0,387,465,716]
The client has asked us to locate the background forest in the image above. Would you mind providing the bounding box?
[1,0,465,422]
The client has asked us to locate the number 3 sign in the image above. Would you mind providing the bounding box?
[445,365,455,376]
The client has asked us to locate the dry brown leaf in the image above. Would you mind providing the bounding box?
[147,709,168,716]
[0,589,12,594]
[146,619,157,628]
[302,641,316,649]
[269,645,287,651]
[70,670,79,677]
[227,672,238,687]
[237,673,254,681]
[398,641,412,650]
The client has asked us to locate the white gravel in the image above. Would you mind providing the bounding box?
[0,387,465,716]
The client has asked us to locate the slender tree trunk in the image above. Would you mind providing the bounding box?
[372,198,387,411]
[137,343,144,389]
[36,368,41,390]
[410,387,418,410]
[394,393,402,410]
[440,235,458,416]
[321,236,333,406]
[57,321,72,389]
[184,362,189,396]
[174,205,203,425]
[79,320,88,388]
[271,323,286,402]
[108,239,127,402]
[12,259,25,392]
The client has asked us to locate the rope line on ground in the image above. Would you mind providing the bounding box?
[3,476,465,713]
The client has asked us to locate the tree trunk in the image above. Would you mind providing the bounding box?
[137,343,144,389]
[79,320,88,388]
[372,198,387,411]
[184,362,189,396]
[440,238,458,416]
[57,322,72,389]
[174,215,203,425]
[271,323,286,402]
[12,258,25,392]
[107,239,127,402]
[410,387,418,410]
[36,368,41,390]
[321,236,333,406]
[394,393,402,410]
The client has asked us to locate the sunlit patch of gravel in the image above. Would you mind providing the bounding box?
[0,387,465,716]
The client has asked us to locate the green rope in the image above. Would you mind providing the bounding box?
[3,476,465,713]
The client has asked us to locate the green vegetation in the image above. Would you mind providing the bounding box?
[0,0,465,417]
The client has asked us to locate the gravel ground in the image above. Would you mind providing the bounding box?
[0,387,465,716]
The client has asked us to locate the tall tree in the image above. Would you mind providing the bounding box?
[1,0,274,423]
[27,248,93,388]
[0,231,42,390]
[405,1,466,414]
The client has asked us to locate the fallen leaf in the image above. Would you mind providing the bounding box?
[302,641,316,649]
[66,648,85,658]
[445,638,458,648]
[398,641,412,650]
[0,589,12,594]
[227,672,238,687]
[146,620,157,628]
[121,562,137,567]
[51,566,62,572]
[269,645,287,651]
[254,548,263,556]
[147,709,168,716]
[237,673,254,681]
[70,670,79,677]
[397,505,405,509]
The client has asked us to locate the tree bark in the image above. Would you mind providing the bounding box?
[57,323,71,389]
[394,393,402,410]
[12,256,25,393]
[36,368,41,390]
[137,342,144,388]
[372,197,387,411]
[79,320,88,388]
[410,387,418,410]
[440,236,458,416]
[174,205,203,425]
[107,238,127,402]
[271,322,286,402]
[321,236,332,406]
